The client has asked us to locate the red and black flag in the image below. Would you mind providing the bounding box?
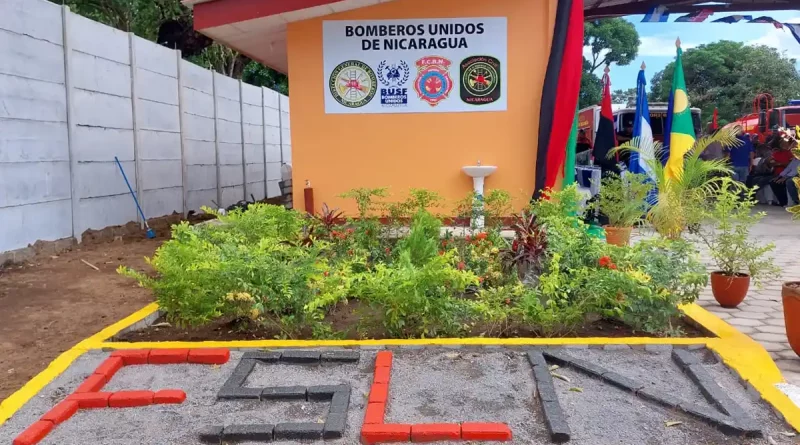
[533,0,584,197]
[592,69,617,172]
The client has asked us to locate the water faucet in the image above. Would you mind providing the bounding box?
[477,159,482,166]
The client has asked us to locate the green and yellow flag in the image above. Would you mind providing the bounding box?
[561,107,578,189]
[665,39,696,179]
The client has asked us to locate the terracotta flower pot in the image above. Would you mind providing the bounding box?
[604,226,632,246]
[782,281,800,356]
[710,271,751,308]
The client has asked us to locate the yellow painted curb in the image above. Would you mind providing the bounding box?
[97,336,710,349]
[3,301,799,434]
[683,304,800,431]
[0,303,159,426]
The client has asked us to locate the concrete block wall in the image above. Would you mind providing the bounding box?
[0,0,73,253]
[0,0,291,253]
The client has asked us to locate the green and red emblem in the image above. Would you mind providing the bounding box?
[414,56,453,107]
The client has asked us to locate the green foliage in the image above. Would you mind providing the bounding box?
[351,250,477,338]
[650,41,800,123]
[484,189,513,229]
[118,215,329,336]
[612,88,637,106]
[339,187,389,218]
[593,173,652,227]
[580,70,603,109]
[242,61,289,95]
[613,130,737,238]
[584,19,640,73]
[118,185,707,339]
[695,179,779,284]
[397,210,441,266]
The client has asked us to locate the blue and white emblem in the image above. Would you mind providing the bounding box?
[377,60,409,107]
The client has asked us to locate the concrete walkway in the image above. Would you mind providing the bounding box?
[693,206,800,384]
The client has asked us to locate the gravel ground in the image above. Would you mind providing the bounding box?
[0,347,794,445]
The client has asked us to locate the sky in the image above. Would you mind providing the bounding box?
[593,10,800,91]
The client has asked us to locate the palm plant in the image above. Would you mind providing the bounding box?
[612,127,741,239]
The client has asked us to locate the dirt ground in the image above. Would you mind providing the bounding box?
[0,233,161,403]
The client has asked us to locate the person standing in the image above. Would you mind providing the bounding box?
[768,137,797,206]
[729,132,754,183]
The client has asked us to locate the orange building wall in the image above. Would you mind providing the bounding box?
[287,0,557,215]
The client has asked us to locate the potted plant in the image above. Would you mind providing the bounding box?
[592,172,651,246]
[696,179,779,308]
[613,129,737,239]
[780,127,800,354]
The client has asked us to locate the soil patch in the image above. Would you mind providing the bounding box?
[0,233,163,403]
[115,302,708,342]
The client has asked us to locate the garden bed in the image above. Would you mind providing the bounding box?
[117,186,713,342]
[114,310,709,342]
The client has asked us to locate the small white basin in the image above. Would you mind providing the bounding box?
[462,165,497,178]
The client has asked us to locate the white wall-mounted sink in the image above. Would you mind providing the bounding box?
[461,165,497,230]
[462,165,497,178]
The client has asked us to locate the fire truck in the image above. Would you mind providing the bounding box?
[578,103,702,147]
[730,93,800,141]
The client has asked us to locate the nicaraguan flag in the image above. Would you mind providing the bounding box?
[642,6,669,23]
[675,9,714,23]
[785,23,800,45]
[629,66,655,180]
[712,15,753,23]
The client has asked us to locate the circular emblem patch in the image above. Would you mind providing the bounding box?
[329,60,377,108]
[414,56,453,107]
[460,56,502,105]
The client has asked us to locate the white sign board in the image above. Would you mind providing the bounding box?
[322,18,507,114]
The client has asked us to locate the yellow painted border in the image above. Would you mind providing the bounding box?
[0,303,159,425]
[2,301,799,433]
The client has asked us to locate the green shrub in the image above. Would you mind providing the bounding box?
[351,250,477,338]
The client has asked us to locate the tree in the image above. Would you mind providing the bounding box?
[579,58,602,109]
[612,88,637,105]
[584,19,640,74]
[650,41,800,124]
[50,0,288,94]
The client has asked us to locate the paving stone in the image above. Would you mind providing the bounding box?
[776,350,799,360]
[541,400,571,443]
[733,311,770,320]
[321,350,360,362]
[755,325,789,334]
[603,344,631,351]
[781,370,800,385]
[751,332,789,343]
[273,423,323,440]
[637,386,682,409]
[198,425,223,444]
[280,350,321,363]
[261,386,307,400]
[242,351,282,362]
[600,371,644,392]
[684,364,747,418]
[732,325,757,335]
[713,312,733,320]
[758,341,786,352]
[671,349,699,366]
[307,385,348,400]
[726,318,765,327]
[775,359,800,373]
[738,304,776,313]
[323,413,347,439]
[329,387,351,413]
[768,316,787,325]
[222,424,275,442]
[217,386,263,400]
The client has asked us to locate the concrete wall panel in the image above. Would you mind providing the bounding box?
[0,119,69,163]
[73,127,134,162]
[142,187,182,218]
[0,73,67,122]
[0,162,71,207]
[0,29,65,84]
[0,0,63,45]
[0,200,72,252]
[139,130,181,160]
[72,52,131,97]
[69,13,129,64]
[73,89,133,129]
[133,35,177,78]
[136,69,179,105]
